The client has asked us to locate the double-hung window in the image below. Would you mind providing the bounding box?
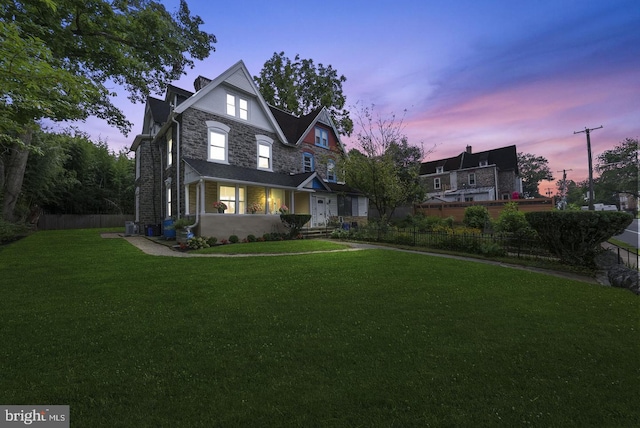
[434,177,441,190]
[226,93,248,120]
[315,127,328,148]
[167,136,173,167]
[327,160,336,182]
[468,173,476,186]
[303,153,314,172]
[207,121,230,163]
[256,135,273,171]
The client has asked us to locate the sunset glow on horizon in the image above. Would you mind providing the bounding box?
[65,0,639,194]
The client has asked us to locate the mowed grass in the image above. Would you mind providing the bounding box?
[0,230,638,427]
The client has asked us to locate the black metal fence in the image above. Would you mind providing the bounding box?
[334,225,556,261]
[605,242,639,270]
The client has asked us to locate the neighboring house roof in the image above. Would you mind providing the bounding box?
[183,158,331,191]
[420,145,518,175]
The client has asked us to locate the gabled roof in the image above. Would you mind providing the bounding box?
[269,105,346,154]
[269,106,320,146]
[420,145,518,175]
[173,60,289,145]
[147,96,170,124]
[183,158,321,190]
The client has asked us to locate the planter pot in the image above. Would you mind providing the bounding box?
[217,209,225,214]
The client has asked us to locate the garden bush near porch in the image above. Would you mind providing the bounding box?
[0,229,637,427]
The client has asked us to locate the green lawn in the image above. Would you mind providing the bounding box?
[0,229,638,427]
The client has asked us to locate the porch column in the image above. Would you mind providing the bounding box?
[200,181,206,214]
[184,183,190,215]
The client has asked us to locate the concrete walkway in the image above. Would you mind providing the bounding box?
[104,233,599,284]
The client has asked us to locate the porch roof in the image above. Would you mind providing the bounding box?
[184,157,319,190]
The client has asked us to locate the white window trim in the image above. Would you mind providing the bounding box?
[218,184,246,215]
[436,166,444,174]
[468,173,476,186]
[479,160,488,167]
[315,127,328,148]
[166,188,172,218]
[434,177,441,190]
[256,135,273,171]
[207,121,231,164]
[226,92,249,120]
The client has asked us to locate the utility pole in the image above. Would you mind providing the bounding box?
[574,126,603,210]
[556,169,573,209]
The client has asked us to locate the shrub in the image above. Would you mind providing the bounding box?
[229,235,239,244]
[187,236,210,250]
[206,236,217,246]
[280,214,312,237]
[463,206,490,229]
[525,211,633,266]
[0,219,28,244]
[246,234,256,243]
[495,202,536,238]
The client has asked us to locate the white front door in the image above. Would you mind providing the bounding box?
[314,197,327,227]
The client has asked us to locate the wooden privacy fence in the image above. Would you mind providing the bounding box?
[415,198,554,222]
[37,214,134,230]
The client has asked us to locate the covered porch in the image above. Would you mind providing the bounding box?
[182,158,333,239]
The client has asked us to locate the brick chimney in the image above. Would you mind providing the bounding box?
[194,76,212,92]
[466,145,472,154]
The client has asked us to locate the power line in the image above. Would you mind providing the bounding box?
[574,126,603,210]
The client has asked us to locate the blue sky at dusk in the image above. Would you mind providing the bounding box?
[71,0,639,192]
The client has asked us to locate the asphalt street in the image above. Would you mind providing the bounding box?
[614,218,639,248]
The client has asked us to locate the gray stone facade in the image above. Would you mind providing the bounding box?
[135,140,162,226]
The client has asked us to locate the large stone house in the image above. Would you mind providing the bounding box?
[131,60,367,238]
[420,145,522,202]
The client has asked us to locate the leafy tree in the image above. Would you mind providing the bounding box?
[339,105,427,220]
[0,0,216,221]
[254,52,353,135]
[596,138,638,200]
[22,130,135,215]
[517,152,554,198]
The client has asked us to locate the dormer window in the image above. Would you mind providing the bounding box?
[226,93,248,120]
[315,127,328,148]
[479,160,488,167]
[436,166,444,174]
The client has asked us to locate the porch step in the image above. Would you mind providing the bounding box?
[302,227,332,239]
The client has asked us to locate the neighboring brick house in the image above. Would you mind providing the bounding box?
[420,145,522,202]
[131,60,367,238]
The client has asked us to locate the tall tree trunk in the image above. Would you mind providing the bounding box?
[2,128,33,222]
